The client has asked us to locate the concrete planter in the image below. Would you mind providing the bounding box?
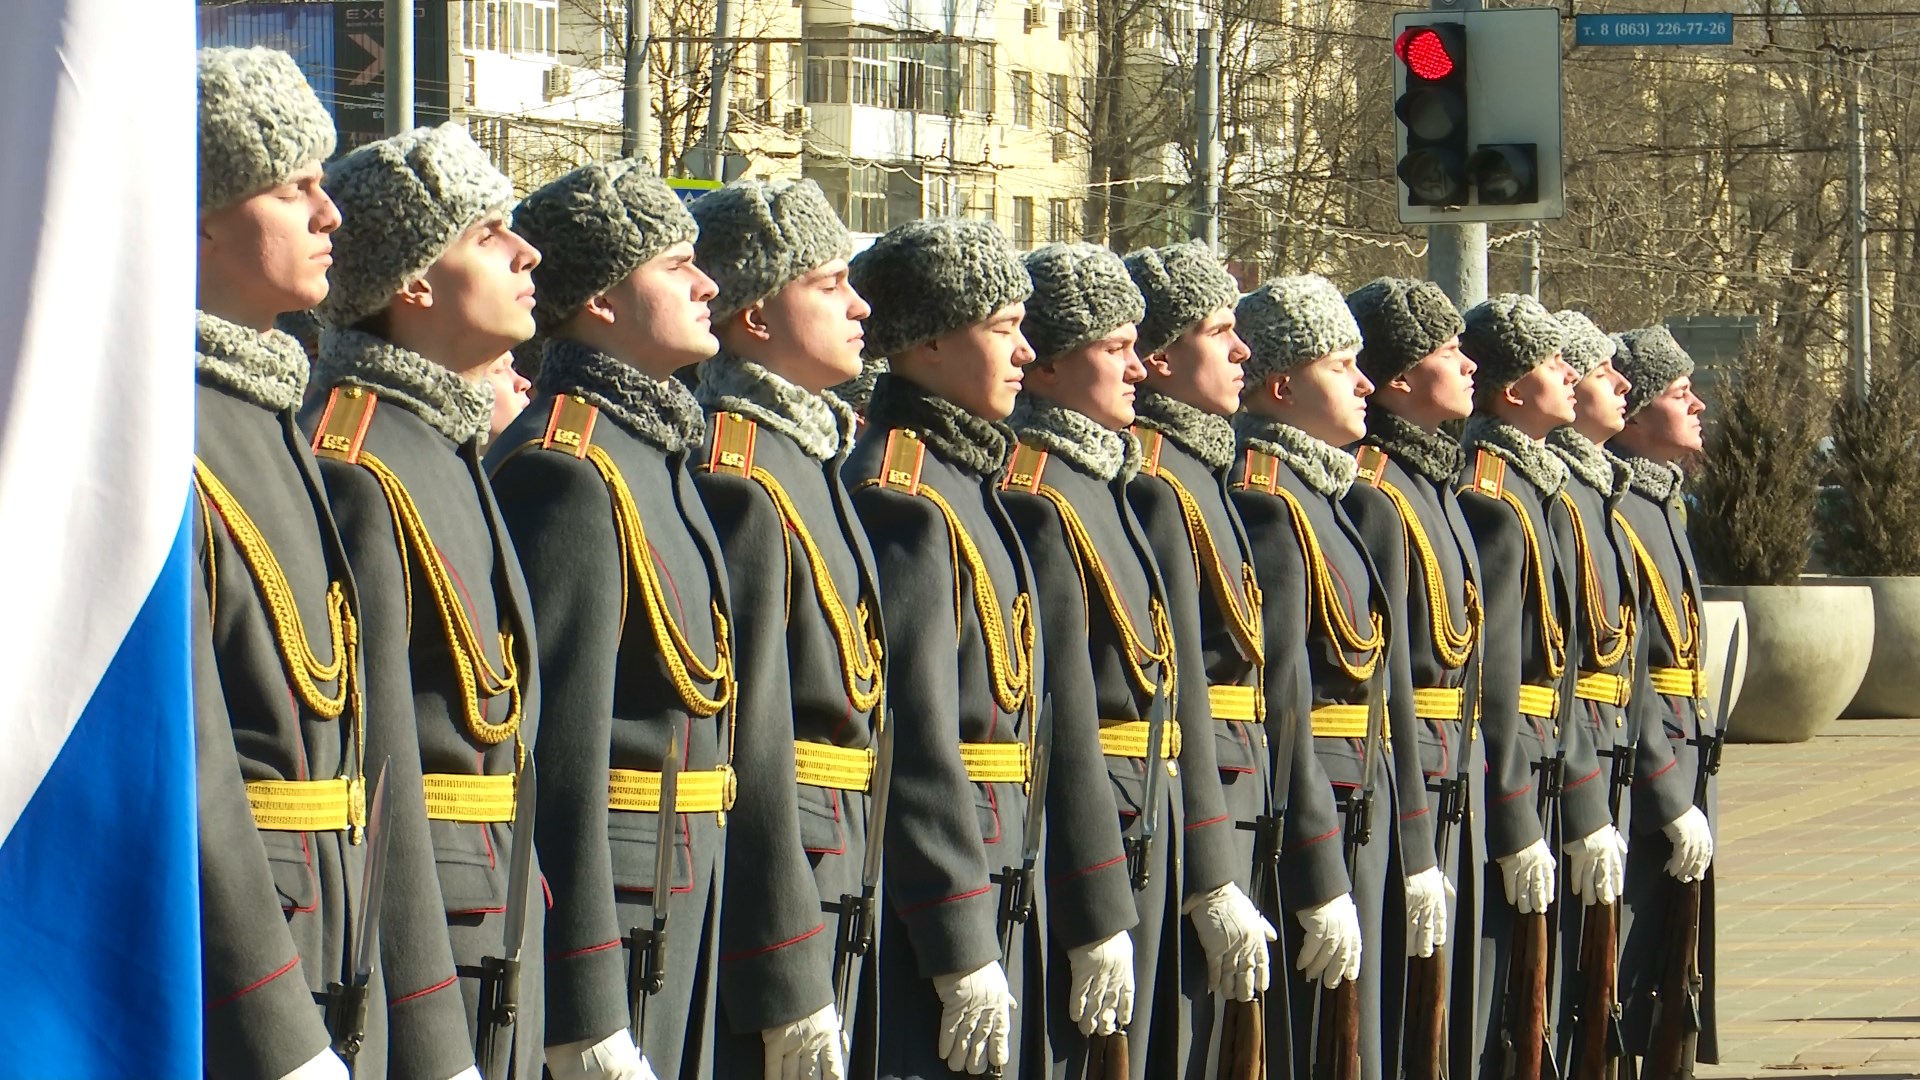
[1817,576,1920,719]
[1700,584,1874,743]
[1700,600,1749,720]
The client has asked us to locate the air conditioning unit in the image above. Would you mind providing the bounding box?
[1228,132,1251,154]
[1051,132,1071,161]
[783,106,812,134]
[1023,5,1045,32]
[542,65,573,101]
[1057,8,1073,36]
[1079,9,1094,30]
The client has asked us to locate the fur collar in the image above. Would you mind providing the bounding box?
[1547,428,1620,495]
[536,338,708,454]
[864,373,1013,478]
[696,353,854,462]
[196,311,310,413]
[1621,453,1685,504]
[1362,406,1465,484]
[1233,412,1357,498]
[1131,389,1235,471]
[1007,395,1141,483]
[315,328,492,445]
[1461,416,1568,497]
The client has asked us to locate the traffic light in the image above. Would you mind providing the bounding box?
[1394,23,1469,207]
[1469,144,1539,204]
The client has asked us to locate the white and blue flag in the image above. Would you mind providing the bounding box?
[0,0,199,1074]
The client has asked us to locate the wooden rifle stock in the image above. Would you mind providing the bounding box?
[1216,997,1264,1080]
[1087,1033,1131,1079]
[1313,979,1361,1080]
[1643,878,1703,1080]
[1403,951,1448,1080]
[1503,911,1549,1080]
[1572,902,1621,1080]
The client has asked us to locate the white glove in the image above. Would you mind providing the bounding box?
[931,960,1016,1074]
[547,1028,658,1080]
[1066,930,1135,1036]
[1404,866,1453,958]
[763,1003,846,1080]
[1294,892,1363,988]
[277,1048,348,1080]
[1662,806,1714,882]
[445,1070,483,1080]
[1564,823,1630,906]
[1497,838,1557,914]
[1184,882,1278,1002]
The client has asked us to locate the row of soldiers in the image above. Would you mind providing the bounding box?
[194,45,1719,1080]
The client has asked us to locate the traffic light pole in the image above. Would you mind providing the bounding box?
[1425,0,1483,307]
[385,0,413,135]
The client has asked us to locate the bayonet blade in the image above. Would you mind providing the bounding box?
[1021,695,1054,864]
[351,759,392,985]
[860,718,895,893]
[500,760,538,963]
[651,735,682,932]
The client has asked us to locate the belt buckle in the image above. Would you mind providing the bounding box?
[347,776,367,845]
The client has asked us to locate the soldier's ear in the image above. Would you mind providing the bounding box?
[578,293,618,327]
[394,276,433,311]
[1143,350,1173,379]
[1269,373,1291,405]
[740,303,773,343]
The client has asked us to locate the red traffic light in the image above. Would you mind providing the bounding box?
[1395,26,1458,81]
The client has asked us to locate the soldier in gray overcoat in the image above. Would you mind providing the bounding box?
[1003,244,1271,1080]
[843,219,1114,1079]
[489,162,741,1080]
[1343,277,1492,1079]
[1228,276,1436,1080]
[306,124,546,1080]
[1607,327,1718,1068]
[689,178,891,1078]
[1453,295,1613,1080]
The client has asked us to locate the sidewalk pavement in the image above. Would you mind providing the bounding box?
[1697,718,1920,1079]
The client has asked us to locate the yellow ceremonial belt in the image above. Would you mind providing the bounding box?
[1309,704,1389,743]
[1209,684,1259,723]
[421,773,517,823]
[608,765,738,816]
[1099,720,1183,760]
[1575,671,1633,710]
[246,777,365,833]
[794,742,877,792]
[959,741,1031,784]
[1413,686,1467,722]
[1518,683,1561,719]
[1650,666,1709,700]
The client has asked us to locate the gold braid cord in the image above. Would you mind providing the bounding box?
[1377,479,1481,670]
[1031,485,1176,698]
[1558,493,1634,669]
[864,478,1036,717]
[1493,489,1570,678]
[568,444,736,719]
[737,465,884,713]
[1150,467,1264,668]
[1267,487,1386,682]
[192,459,365,787]
[355,452,526,746]
[1614,511,1699,669]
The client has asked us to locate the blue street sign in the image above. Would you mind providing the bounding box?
[1574,13,1734,46]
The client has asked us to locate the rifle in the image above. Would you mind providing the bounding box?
[1404,644,1480,1080]
[626,736,681,1044]
[1311,667,1386,1080]
[1500,750,1560,1080]
[824,714,895,1033]
[1087,682,1166,1078]
[326,759,391,1073]
[984,695,1053,1080]
[476,760,538,1079]
[1571,702,1634,1080]
[1219,666,1303,1080]
[1644,629,1737,1080]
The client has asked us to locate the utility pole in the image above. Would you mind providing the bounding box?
[1426,0,1483,307]
[702,0,735,181]
[1525,226,1541,298]
[623,0,654,168]
[1194,26,1220,252]
[1847,51,1872,397]
[385,0,413,135]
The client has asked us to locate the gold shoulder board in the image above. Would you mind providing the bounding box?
[1352,445,1388,488]
[707,412,758,477]
[311,386,377,463]
[876,428,926,496]
[1236,448,1281,495]
[542,395,600,459]
[1003,442,1049,494]
[1470,449,1506,498]
[1135,426,1166,478]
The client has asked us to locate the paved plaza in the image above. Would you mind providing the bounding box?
[1697,718,1920,1079]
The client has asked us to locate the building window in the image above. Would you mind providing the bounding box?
[1048,73,1068,128]
[1012,197,1034,249]
[464,56,477,104]
[1048,198,1071,243]
[788,44,805,106]
[1010,71,1032,127]
[848,165,888,233]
